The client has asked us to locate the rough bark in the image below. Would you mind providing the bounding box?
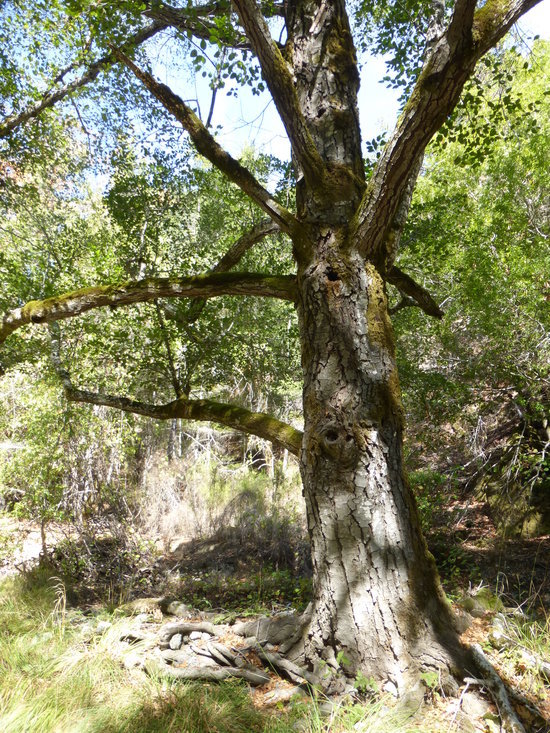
[294,238,467,691]
[0,272,296,345]
[232,0,329,191]
[285,0,365,225]
[1,0,544,696]
[251,0,463,690]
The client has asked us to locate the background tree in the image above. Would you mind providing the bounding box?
[0,0,547,694]
[395,41,550,538]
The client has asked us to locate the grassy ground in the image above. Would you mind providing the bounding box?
[0,568,424,733]
[1,566,549,733]
[1,506,549,733]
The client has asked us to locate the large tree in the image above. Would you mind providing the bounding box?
[0,0,545,693]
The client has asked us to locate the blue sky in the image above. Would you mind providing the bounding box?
[167,1,550,162]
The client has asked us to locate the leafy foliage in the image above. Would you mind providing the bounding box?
[395,42,550,535]
[354,0,435,101]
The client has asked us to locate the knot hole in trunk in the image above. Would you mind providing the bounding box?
[319,423,358,467]
[325,267,340,282]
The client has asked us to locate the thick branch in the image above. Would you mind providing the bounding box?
[111,48,300,236]
[472,0,543,54]
[352,0,543,265]
[144,1,251,49]
[0,272,297,345]
[447,0,477,48]
[61,383,303,455]
[0,22,166,138]
[231,0,327,189]
[386,266,444,319]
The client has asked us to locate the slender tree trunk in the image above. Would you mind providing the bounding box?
[295,241,467,691]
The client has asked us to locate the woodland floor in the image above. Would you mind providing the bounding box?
[0,498,549,733]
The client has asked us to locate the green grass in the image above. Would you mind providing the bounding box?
[0,568,436,733]
[2,567,548,733]
[488,604,550,701]
[0,569,272,733]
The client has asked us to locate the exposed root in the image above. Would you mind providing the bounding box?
[119,606,548,733]
[470,643,527,733]
[146,658,270,685]
[255,647,317,686]
[158,620,226,644]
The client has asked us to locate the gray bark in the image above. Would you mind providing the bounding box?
[286,0,364,224]
[2,0,543,694]
[277,0,469,691]
[295,241,466,691]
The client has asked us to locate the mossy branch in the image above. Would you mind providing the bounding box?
[64,388,303,455]
[111,47,300,236]
[472,0,543,52]
[352,0,543,266]
[0,272,297,345]
[49,321,302,454]
[46,283,302,456]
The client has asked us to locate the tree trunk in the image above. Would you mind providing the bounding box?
[279,0,470,691]
[295,238,467,692]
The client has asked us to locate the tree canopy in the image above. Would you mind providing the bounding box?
[1,0,548,701]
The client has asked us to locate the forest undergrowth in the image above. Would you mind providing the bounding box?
[0,447,549,733]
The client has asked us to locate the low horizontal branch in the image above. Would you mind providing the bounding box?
[49,321,302,455]
[64,386,303,456]
[0,272,297,344]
